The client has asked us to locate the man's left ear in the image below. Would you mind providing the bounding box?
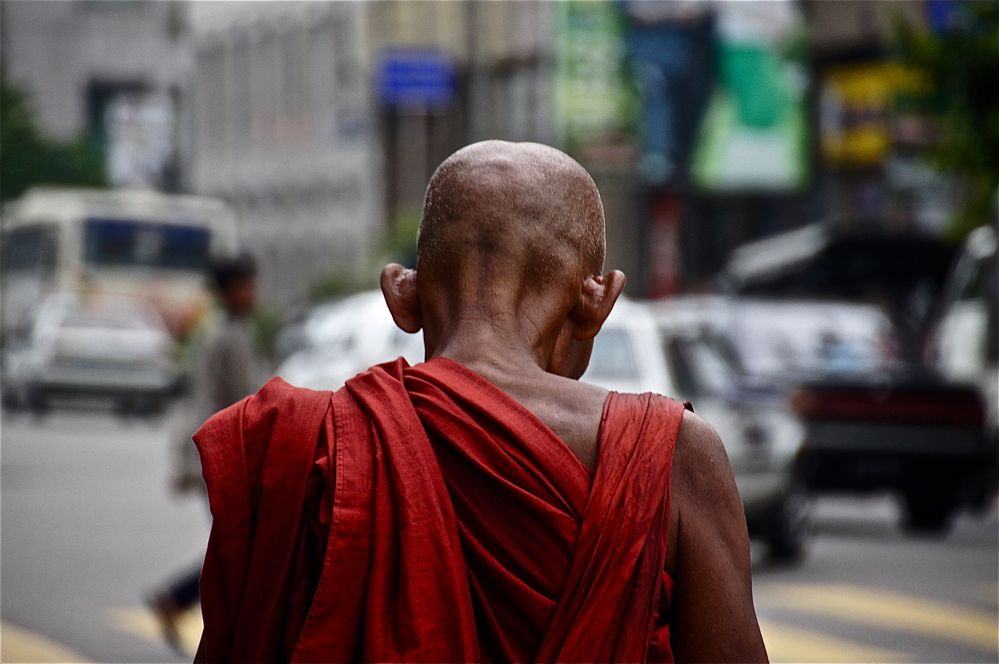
[380,263,423,333]
[570,269,625,340]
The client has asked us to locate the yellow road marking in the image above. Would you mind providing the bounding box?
[107,607,202,657]
[766,583,999,653]
[0,621,91,663]
[759,618,907,663]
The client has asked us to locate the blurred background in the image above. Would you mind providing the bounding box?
[1,1,996,662]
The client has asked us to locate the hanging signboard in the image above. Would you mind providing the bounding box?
[377,50,456,110]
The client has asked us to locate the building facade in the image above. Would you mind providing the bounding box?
[186,1,380,304]
[1,0,190,189]
[185,1,558,305]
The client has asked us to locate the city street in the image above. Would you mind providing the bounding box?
[2,405,997,663]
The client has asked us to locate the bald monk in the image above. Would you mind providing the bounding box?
[194,141,768,662]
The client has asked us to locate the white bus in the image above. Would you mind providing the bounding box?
[1,187,238,340]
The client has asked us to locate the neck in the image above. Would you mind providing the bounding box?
[428,316,553,378]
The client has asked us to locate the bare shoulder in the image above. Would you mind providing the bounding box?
[673,410,738,502]
[667,410,768,662]
[669,410,745,557]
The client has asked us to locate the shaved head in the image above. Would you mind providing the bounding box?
[418,141,606,290]
[382,140,623,378]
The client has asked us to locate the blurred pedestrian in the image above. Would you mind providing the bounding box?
[193,142,766,662]
[147,253,262,654]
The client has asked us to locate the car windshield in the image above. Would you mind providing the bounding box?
[586,327,639,381]
[731,308,890,378]
[84,218,211,271]
[667,336,738,398]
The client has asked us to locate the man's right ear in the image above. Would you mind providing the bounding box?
[380,263,423,333]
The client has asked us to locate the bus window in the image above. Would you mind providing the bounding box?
[1,226,58,275]
[83,218,211,271]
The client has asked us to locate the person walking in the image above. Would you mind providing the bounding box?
[147,253,262,653]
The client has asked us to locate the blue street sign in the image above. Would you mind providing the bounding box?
[377,50,456,110]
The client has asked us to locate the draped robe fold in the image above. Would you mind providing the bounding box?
[194,357,685,663]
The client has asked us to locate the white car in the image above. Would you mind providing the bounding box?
[276,291,423,390]
[931,225,998,437]
[2,293,179,413]
[593,297,811,561]
[277,292,811,560]
[663,295,991,535]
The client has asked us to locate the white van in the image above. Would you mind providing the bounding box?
[1,187,238,340]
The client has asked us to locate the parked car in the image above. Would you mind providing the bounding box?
[666,295,992,534]
[637,298,811,561]
[276,290,423,390]
[2,293,180,414]
[925,224,998,510]
[279,293,811,559]
[929,225,998,436]
[721,221,956,362]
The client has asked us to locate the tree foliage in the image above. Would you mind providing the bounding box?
[0,78,106,202]
[895,1,999,238]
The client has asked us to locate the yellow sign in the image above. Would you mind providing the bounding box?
[820,63,930,166]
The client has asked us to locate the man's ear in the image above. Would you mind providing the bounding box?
[571,269,625,340]
[380,263,422,333]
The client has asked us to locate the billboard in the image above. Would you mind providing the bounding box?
[554,1,633,151]
[691,0,809,191]
[819,63,930,167]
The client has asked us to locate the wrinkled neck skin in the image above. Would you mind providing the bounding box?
[420,277,580,383]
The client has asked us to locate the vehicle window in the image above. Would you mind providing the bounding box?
[708,333,747,375]
[83,218,211,271]
[666,340,698,397]
[63,312,149,330]
[1,226,58,274]
[587,327,639,381]
[688,338,736,394]
[667,337,736,398]
[958,262,987,302]
[732,325,798,377]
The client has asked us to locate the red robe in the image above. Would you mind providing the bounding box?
[194,357,685,662]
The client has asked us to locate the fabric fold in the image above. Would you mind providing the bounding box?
[194,357,685,663]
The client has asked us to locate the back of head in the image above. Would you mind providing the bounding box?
[418,141,606,297]
[208,253,257,316]
[208,253,256,295]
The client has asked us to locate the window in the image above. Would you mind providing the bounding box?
[309,18,335,141]
[1,226,58,274]
[199,46,227,153]
[667,336,737,399]
[83,218,211,271]
[230,37,252,148]
[283,29,308,124]
[332,14,357,91]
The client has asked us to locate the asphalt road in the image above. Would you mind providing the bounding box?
[2,404,997,663]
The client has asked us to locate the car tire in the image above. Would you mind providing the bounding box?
[766,484,812,563]
[901,491,956,536]
[26,388,49,414]
[139,398,164,418]
[2,388,22,411]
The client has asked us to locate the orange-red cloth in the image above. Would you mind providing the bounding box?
[194,357,685,662]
